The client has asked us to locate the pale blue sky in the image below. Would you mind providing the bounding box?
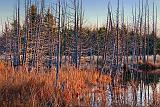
[0,0,160,34]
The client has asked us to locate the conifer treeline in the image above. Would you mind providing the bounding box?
[0,0,159,73]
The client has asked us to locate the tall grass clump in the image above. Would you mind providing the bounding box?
[0,63,111,107]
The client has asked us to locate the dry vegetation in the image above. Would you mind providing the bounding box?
[0,61,111,107]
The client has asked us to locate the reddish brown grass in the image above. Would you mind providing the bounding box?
[0,63,111,107]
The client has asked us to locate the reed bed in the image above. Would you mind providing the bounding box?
[0,62,111,107]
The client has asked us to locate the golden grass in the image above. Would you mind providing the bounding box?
[0,63,111,107]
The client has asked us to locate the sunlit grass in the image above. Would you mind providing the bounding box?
[0,63,111,106]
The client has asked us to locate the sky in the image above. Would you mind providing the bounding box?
[0,0,160,34]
